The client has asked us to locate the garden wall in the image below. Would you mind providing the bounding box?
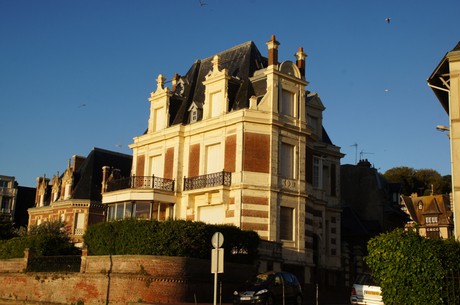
[0,254,257,305]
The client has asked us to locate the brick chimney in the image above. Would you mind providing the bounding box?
[266,35,280,66]
[295,47,307,78]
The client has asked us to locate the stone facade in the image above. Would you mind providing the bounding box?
[428,41,460,239]
[102,36,344,294]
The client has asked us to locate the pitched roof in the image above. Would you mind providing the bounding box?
[400,194,453,226]
[428,41,460,113]
[71,148,132,201]
[170,41,268,125]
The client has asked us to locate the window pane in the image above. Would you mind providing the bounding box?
[280,206,294,240]
[134,202,151,219]
[280,143,294,178]
[124,203,133,218]
[205,143,222,174]
[154,107,164,131]
[116,203,124,220]
[281,90,294,116]
[211,91,222,117]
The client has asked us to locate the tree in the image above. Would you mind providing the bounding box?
[383,166,451,195]
[0,219,16,240]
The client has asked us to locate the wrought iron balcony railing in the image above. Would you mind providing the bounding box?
[183,170,231,191]
[106,175,175,192]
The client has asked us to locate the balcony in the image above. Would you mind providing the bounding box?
[103,175,176,205]
[107,175,175,192]
[183,170,232,191]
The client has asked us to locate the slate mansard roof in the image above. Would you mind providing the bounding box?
[168,41,268,126]
[70,148,132,201]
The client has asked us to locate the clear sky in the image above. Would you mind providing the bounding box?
[1,0,459,187]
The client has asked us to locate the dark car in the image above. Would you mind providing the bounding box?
[233,271,303,305]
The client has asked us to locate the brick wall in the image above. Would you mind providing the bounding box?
[0,255,256,305]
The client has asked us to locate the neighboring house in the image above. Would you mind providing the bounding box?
[102,35,344,295]
[14,185,35,228]
[0,175,36,228]
[428,41,460,239]
[400,194,453,239]
[28,148,132,246]
[340,160,407,286]
[0,175,18,222]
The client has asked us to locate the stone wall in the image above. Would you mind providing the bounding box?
[0,255,257,305]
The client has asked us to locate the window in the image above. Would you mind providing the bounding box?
[312,157,323,188]
[205,143,222,174]
[116,203,124,220]
[74,213,85,235]
[134,202,151,219]
[154,107,164,131]
[280,143,295,179]
[150,155,163,177]
[426,216,438,224]
[281,89,295,116]
[64,183,71,199]
[0,180,9,188]
[280,206,294,241]
[191,109,198,122]
[210,91,222,117]
[426,227,440,239]
[307,115,318,133]
[1,197,10,213]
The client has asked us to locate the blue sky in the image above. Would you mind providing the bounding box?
[1,0,459,187]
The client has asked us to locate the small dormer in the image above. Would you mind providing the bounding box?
[51,173,61,202]
[148,74,172,133]
[188,101,202,123]
[202,55,230,119]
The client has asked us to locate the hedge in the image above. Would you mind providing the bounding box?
[83,219,260,264]
[365,228,460,305]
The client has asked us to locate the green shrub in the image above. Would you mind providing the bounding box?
[365,228,460,305]
[0,220,80,259]
[83,219,259,264]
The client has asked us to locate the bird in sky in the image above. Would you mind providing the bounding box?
[385,17,391,24]
[198,0,207,7]
[78,103,87,108]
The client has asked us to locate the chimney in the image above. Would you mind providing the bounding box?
[172,73,180,91]
[295,47,307,78]
[266,35,280,66]
[101,166,110,194]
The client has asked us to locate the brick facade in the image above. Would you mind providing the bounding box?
[0,255,256,305]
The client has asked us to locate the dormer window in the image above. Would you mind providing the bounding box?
[188,102,201,123]
[153,107,164,131]
[210,91,223,118]
[281,89,295,117]
[426,216,438,224]
[191,109,198,122]
[307,114,318,134]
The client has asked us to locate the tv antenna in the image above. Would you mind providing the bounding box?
[350,143,358,164]
[359,149,374,160]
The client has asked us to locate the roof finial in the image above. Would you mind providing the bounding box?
[156,74,166,91]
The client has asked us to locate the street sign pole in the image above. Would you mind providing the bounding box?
[211,232,224,305]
